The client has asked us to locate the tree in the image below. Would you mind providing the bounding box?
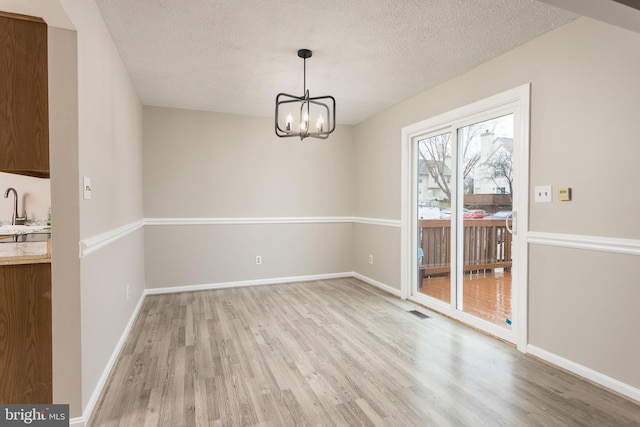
[418,122,494,202]
[483,149,513,200]
[418,133,452,201]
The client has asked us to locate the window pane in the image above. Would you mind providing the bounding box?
[458,114,514,329]
[417,132,452,304]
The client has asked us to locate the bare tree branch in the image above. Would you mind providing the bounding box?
[483,150,513,200]
[419,133,451,201]
[418,119,500,201]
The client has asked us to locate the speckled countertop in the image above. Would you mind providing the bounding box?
[0,240,51,265]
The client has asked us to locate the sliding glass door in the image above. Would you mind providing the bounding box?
[417,131,453,305]
[407,86,529,345]
[456,115,514,329]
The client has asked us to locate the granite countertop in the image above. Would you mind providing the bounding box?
[0,240,51,265]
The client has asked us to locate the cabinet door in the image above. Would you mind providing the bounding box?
[0,13,49,175]
[0,263,52,403]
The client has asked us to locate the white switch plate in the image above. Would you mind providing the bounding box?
[83,176,92,200]
[534,185,552,203]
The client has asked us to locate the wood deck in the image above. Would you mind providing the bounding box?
[419,270,512,328]
[88,278,640,426]
[419,219,512,276]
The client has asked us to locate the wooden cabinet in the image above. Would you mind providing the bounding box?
[0,262,52,403]
[0,11,49,178]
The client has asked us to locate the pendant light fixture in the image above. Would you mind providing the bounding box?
[275,49,336,140]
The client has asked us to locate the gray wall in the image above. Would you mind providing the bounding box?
[143,107,355,288]
[48,26,82,417]
[352,17,640,390]
[143,107,354,218]
[56,0,147,416]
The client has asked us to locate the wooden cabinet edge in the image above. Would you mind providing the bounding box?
[0,169,50,178]
[0,10,46,24]
[0,169,50,179]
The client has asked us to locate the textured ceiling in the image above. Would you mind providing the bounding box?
[94,0,576,125]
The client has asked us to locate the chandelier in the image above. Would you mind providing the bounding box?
[275,49,336,140]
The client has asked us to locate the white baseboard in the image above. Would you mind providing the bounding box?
[527,344,640,403]
[69,417,85,427]
[352,273,402,297]
[81,292,147,424]
[144,272,353,295]
[69,416,85,427]
[144,271,402,299]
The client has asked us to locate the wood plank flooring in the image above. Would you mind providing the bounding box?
[88,278,640,426]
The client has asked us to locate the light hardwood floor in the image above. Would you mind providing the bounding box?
[88,278,640,426]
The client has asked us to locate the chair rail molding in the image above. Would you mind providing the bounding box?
[144,216,355,226]
[79,219,144,258]
[78,216,402,259]
[527,231,640,256]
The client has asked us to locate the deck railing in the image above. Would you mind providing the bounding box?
[419,219,512,276]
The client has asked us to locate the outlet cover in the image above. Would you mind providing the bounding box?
[534,185,552,203]
[83,176,92,200]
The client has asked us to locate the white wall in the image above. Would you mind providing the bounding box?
[353,17,640,392]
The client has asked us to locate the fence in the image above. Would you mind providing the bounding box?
[419,219,512,276]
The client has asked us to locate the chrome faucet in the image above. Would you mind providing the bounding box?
[3,187,26,225]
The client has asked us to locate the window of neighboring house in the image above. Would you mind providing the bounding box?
[498,187,506,194]
[495,167,506,177]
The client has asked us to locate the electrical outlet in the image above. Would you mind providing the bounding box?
[534,185,552,203]
[368,254,374,264]
[255,255,262,265]
[126,283,130,300]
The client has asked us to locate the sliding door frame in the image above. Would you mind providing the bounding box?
[400,84,530,352]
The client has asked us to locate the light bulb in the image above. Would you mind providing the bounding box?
[316,116,324,132]
[286,113,292,131]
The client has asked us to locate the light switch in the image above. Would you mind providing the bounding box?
[534,185,552,203]
[83,176,92,200]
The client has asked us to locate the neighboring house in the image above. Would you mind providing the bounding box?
[418,158,451,205]
[473,131,513,196]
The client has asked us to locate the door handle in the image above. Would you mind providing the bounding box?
[506,211,516,235]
